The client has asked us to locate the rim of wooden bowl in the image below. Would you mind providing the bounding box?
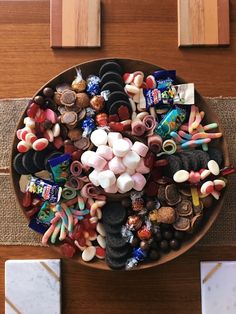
[10,58,229,271]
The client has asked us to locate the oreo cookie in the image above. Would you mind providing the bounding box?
[101,81,124,93]
[166,155,182,176]
[194,150,210,169]
[106,245,130,260]
[33,146,54,170]
[99,61,123,78]
[103,223,122,234]
[106,233,127,249]
[208,147,223,167]
[100,71,123,87]
[13,153,30,175]
[22,150,40,173]
[178,153,191,171]
[102,201,127,226]
[106,91,129,109]
[106,255,127,270]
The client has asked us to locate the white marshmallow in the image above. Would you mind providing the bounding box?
[81,151,96,166]
[122,151,141,169]
[117,172,134,193]
[104,183,118,194]
[88,154,107,170]
[90,129,108,147]
[98,170,116,189]
[107,132,122,147]
[89,169,100,186]
[96,145,113,160]
[123,137,133,149]
[113,139,130,157]
[108,156,126,174]
[126,167,135,175]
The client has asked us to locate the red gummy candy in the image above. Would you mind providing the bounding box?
[60,243,76,258]
[77,236,86,247]
[108,114,119,123]
[145,180,159,197]
[137,225,152,240]
[81,218,91,230]
[22,191,32,207]
[118,105,130,120]
[27,102,39,119]
[34,109,46,123]
[54,136,64,149]
[109,122,124,132]
[144,151,155,169]
[71,224,84,240]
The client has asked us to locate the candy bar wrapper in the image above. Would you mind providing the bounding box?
[173,83,195,105]
[201,261,236,314]
[26,175,62,203]
[48,153,71,184]
[5,259,61,314]
[155,107,186,139]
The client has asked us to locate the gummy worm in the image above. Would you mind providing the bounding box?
[178,130,192,140]
[77,194,85,210]
[42,224,55,245]
[191,187,200,207]
[203,123,218,131]
[170,131,186,143]
[181,138,211,149]
[51,221,62,244]
[192,132,222,140]
[59,223,67,241]
[56,203,68,228]
[188,105,197,133]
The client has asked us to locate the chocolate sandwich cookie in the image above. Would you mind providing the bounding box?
[177,153,191,171]
[166,155,183,176]
[33,146,54,170]
[194,150,210,169]
[22,150,40,174]
[106,255,127,270]
[99,61,123,78]
[106,91,129,109]
[100,71,123,87]
[106,245,130,260]
[101,81,124,94]
[208,147,223,167]
[102,201,127,226]
[106,233,127,249]
[165,184,181,206]
[103,223,122,234]
[45,151,63,172]
[182,151,199,171]
[13,153,30,175]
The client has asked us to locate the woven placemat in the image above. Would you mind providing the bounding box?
[0,97,235,246]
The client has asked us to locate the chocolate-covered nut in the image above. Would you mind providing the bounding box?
[162,230,173,240]
[72,79,86,92]
[34,95,44,106]
[169,239,180,250]
[65,103,81,113]
[157,185,166,203]
[68,128,82,141]
[43,87,54,98]
[193,201,203,214]
[78,109,86,121]
[176,199,193,217]
[61,111,78,127]
[165,184,181,206]
[150,240,159,249]
[121,197,132,208]
[173,217,191,231]
[60,90,77,107]
[149,207,176,224]
[90,95,105,112]
[140,240,150,251]
[160,240,170,252]
[75,93,90,108]
[58,106,66,114]
[190,213,203,232]
[149,249,160,260]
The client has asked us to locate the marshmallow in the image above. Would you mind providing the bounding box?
[89,169,100,186]
[81,151,96,165]
[136,159,150,174]
[104,183,118,194]
[126,167,135,175]
[117,172,134,193]
[107,132,122,147]
[113,139,130,157]
[132,173,146,191]
[123,137,133,149]
[98,170,116,189]
[90,129,108,147]
[96,145,113,160]
[88,154,107,170]
[131,141,149,157]
[122,151,141,169]
[108,156,126,174]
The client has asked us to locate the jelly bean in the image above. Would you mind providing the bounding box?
[17,140,31,153]
[96,222,106,237]
[82,246,96,261]
[32,138,49,151]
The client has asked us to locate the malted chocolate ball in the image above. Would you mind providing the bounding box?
[160,240,170,252]
[174,231,185,240]
[43,87,54,98]
[34,95,44,106]
[146,200,156,211]
[121,197,132,208]
[169,239,181,250]
[162,230,173,240]
[140,240,150,251]
[154,232,162,242]
[130,237,140,247]
[149,249,160,260]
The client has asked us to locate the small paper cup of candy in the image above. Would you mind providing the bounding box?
[11,59,233,270]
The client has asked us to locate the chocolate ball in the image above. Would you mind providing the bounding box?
[43,119,53,130]
[149,249,160,260]
[160,240,170,252]
[121,197,132,208]
[150,241,159,250]
[154,232,162,242]
[162,230,173,240]
[174,231,185,240]
[140,240,150,251]
[43,87,54,98]
[146,200,156,211]
[169,239,180,250]
[34,95,44,106]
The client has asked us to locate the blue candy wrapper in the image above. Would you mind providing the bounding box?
[48,153,71,184]
[86,75,100,96]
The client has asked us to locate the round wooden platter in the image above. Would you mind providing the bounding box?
[10,58,229,271]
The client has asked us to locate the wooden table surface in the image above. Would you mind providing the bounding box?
[1,1,236,313]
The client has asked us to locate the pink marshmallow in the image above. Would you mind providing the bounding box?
[123,137,133,149]
[131,141,149,157]
[104,183,118,194]
[108,156,126,174]
[96,145,113,160]
[88,154,107,170]
[126,167,135,175]
[136,158,150,174]
[132,173,146,191]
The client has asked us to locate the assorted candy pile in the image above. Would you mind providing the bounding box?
[13,60,234,270]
